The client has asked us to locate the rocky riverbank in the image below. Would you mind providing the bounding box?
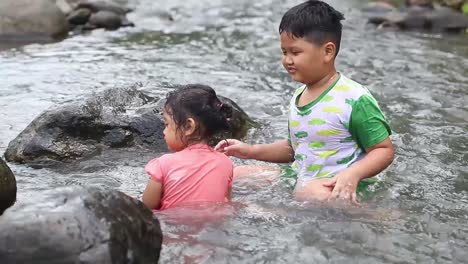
[0,0,135,45]
[363,0,468,32]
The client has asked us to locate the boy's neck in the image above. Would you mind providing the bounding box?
[306,68,338,91]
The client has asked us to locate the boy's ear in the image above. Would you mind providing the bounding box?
[184,118,197,136]
[323,41,336,63]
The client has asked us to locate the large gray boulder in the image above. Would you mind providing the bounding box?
[0,0,69,42]
[5,86,166,164]
[0,158,16,215]
[0,186,162,264]
[5,85,257,165]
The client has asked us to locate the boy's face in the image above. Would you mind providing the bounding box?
[280,32,330,85]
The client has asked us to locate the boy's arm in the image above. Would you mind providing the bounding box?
[324,137,394,201]
[323,94,394,202]
[215,139,295,163]
[250,139,295,163]
[326,95,394,201]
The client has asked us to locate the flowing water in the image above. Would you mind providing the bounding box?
[1,0,468,263]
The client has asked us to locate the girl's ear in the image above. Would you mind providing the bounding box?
[184,118,197,136]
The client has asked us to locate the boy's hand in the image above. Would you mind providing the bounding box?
[322,172,360,203]
[322,138,395,203]
[214,139,253,159]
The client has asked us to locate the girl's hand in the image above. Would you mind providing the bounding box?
[322,172,360,204]
[214,139,253,159]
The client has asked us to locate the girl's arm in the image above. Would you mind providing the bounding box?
[142,179,163,210]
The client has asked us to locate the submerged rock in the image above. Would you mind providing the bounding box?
[0,186,162,264]
[0,0,69,42]
[5,85,256,165]
[0,158,16,215]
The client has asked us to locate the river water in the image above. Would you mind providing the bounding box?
[1,0,467,263]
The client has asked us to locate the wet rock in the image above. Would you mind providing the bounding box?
[362,2,397,13]
[428,6,468,31]
[87,10,130,30]
[367,6,468,32]
[5,86,165,164]
[56,0,74,15]
[400,6,433,28]
[0,158,16,215]
[67,8,92,25]
[441,0,467,12]
[368,11,404,26]
[69,1,135,31]
[0,0,136,44]
[406,0,434,8]
[77,1,133,15]
[0,186,162,264]
[0,0,69,42]
[5,85,256,164]
[120,16,136,27]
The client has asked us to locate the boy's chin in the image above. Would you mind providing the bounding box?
[290,74,305,83]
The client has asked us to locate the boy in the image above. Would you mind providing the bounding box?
[215,0,394,202]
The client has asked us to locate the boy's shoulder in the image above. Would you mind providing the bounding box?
[333,74,370,97]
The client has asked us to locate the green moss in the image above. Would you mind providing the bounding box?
[462,2,468,14]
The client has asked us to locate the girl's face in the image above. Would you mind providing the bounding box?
[162,111,186,151]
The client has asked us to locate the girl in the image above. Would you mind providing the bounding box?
[142,84,234,210]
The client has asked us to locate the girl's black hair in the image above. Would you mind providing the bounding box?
[164,84,233,143]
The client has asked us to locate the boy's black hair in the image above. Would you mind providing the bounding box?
[279,0,345,56]
[164,84,232,144]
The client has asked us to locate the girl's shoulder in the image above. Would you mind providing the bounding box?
[146,145,233,169]
[186,144,233,166]
[212,150,234,165]
[145,153,175,171]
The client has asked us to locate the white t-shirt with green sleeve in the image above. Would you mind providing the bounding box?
[288,73,391,188]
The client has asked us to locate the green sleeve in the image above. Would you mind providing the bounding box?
[349,94,391,150]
